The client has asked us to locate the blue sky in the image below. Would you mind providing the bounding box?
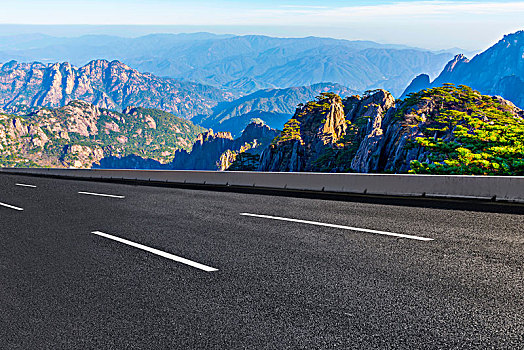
[1,0,524,50]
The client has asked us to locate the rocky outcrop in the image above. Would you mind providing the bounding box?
[170,130,235,170]
[257,92,390,172]
[438,54,470,79]
[0,100,205,168]
[347,90,396,172]
[257,85,524,174]
[218,150,238,171]
[236,121,279,146]
[63,145,105,169]
[169,121,279,170]
[0,60,233,119]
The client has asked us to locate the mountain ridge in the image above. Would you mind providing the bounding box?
[0,59,234,119]
[196,82,358,136]
[0,33,454,96]
[401,30,524,108]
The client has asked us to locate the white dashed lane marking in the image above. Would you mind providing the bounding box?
[0,202,24,211]
[240,213,434,241]
[78,191,125,199]
[92,231,218,272]
[15,183,37,188]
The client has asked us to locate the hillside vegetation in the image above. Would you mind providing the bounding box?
[406,85,524,175]
[0,101,205,168]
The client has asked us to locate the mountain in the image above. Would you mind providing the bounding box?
[0,33,454,96]
[9,84,522,175]
[195,83,358,136]
[401,30,524,108]
[0,59,233,119]
[0,101,205,168]
[255,85,524,175]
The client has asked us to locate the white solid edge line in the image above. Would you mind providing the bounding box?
[78,191,125,199]
[240,213,434,241]
[91,231,218,272]
[15,183,37,188]
[0,201,24,211]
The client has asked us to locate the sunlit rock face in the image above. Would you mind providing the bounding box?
[0,59,233,119]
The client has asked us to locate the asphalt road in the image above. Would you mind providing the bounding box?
[1,174,523,349]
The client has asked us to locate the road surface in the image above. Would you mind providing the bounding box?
[1,173,523,349]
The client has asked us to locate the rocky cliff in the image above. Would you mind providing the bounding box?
[258,92,352,172]
[170,130,236,170]
[401,30,524,108]
[0,60,233,119]
[95,120,280,170]
[170,121,279,170]
[0,101,205,168]
[258,85,524,175]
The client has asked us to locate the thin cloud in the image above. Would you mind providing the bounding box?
[4,1,524,25]
[249,1,524,24]
[1,0,523,50]
[279,5,330,9]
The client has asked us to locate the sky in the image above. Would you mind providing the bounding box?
[1,0,524,50]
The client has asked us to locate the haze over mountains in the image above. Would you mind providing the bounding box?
[0,33,454,96]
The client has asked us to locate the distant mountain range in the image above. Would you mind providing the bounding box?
[0,33,454,96]
[0,59,358,133]
[402,30,524,108]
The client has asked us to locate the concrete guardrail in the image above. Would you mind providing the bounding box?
[1,167,524,203]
